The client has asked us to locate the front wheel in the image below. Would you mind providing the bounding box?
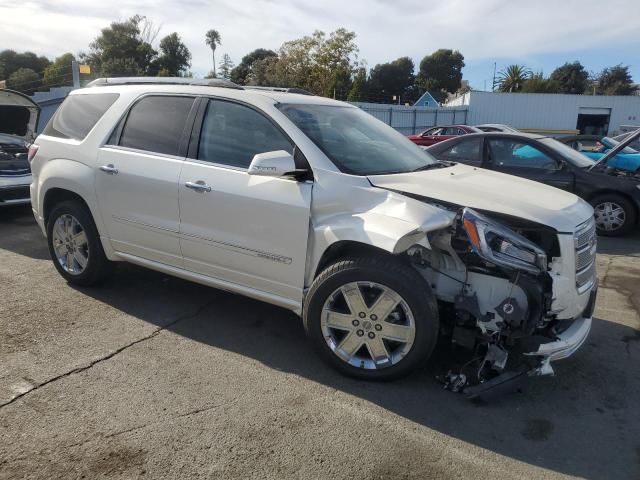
[590,194,636,237]
[303,256,439,380]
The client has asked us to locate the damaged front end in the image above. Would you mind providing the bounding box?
[407,207,597,399]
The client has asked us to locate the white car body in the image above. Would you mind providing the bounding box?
[29,81,597,387]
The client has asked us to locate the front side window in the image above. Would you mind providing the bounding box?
[488,138,558,170]
[43,93,119,140]
[278,104,437,175]
[198,100,293,168]
[118,96,194,156]
[439,137,482,165]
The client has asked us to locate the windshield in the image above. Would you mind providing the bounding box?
[539,137,595,168]
[601,137,638,154]
[277,104,437,175]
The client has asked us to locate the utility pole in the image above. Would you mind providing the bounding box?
[492,62,497,92]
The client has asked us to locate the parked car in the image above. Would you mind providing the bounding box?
[555,134,602,152]
[475,124,519,133]
[612,130,640,152]
[30,78,597,395]
[580,136,640,172]
[407,125,481,147]
[0,89,39,206]
[427,132,640,236]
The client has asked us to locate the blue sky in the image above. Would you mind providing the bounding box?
[1,0,638,88]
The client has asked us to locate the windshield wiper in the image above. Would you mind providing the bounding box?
[412,161,455,172]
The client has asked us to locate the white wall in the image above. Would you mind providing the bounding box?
[452,92,640,135]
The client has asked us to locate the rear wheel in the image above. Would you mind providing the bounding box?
[590,194,636,236]
[46,200,112,285]
[304,256,439,380]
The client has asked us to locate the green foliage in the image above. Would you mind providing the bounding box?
[0,50,50,81]
[84,15,157,76]
[347,67,368,101]
[416,49,465,101]
[43,52,76,88]
[229,48,277,85]
[521,71,557,93]
[549,61,588,94]
[7,67,41,94]
[259,28,360,96]
[218,53,234,80]
[368,57,415,102]
[497,64,531,92]
[156,33,191,76]
[596,65,634,95]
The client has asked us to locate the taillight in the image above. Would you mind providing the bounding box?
[27,144,39,163]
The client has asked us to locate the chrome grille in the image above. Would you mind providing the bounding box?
[574,218,597,292]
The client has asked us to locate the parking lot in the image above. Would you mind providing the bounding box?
[1,205,639,479]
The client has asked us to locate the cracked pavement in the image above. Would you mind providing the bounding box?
[1,205,639,479]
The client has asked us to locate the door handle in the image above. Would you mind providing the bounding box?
[185,181,212,193]
[99,164,118,175]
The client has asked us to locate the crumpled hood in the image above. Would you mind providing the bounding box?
[369,164,593,232]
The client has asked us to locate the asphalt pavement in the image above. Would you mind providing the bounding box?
[1,205,639,479]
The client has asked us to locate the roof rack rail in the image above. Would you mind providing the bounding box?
[85,77,244,90]
[243,86,314,96]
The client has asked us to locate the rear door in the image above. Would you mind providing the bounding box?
[486,137,575,191]
[95,95,196,266]
[178,98,312,305]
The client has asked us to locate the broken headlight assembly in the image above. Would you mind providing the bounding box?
[461,208,547,274]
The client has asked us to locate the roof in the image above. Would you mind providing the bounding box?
[71,82,351,107]
[413,91,439,107]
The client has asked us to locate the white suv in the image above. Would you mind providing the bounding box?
[29,78,597,392]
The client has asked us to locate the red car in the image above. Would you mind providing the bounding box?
[407,125,481,147]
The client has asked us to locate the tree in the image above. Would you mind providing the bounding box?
[218,53,234,80]
[549,61,588,94]
[7,68,41,94]
[0,50,50,81]
[497,64,531,92]
[368,57,415,103]
[347,67,368,101]
[84,15,157,76]
[521,71,557,93]
[596,65,634,95]
[205,29,221,76]
[229,48,277,85]
[43,53,76,88]
[416,49,465,102]
[262,28,360,96]
[156,33,191,76]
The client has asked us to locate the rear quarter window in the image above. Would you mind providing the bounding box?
[43,93,119,140]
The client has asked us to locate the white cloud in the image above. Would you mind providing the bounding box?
[1,0,638,77]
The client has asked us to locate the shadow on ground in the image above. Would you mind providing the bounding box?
[2,206,639,479]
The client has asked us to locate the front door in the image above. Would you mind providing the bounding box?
[95,95,196,266]
[486,137,575,191]
[178,99,312,305]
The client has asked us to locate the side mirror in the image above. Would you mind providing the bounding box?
[248,150,306,179]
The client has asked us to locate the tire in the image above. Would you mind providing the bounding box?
[303,255,439,381]
[46,200,112,286]
[590,194,636,237]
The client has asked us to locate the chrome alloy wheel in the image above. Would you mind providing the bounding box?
[321,281,416,370]
[51,214,89,275]
[594,201,626,232]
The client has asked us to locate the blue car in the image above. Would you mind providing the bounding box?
[581,136,640,172]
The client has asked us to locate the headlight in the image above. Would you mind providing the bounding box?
[461,208,547,274]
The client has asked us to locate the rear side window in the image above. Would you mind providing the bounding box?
[118,96,195,156]
[43,93,119,140]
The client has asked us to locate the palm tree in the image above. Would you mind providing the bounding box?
[205,29,222,77]
[497,64,532,93]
